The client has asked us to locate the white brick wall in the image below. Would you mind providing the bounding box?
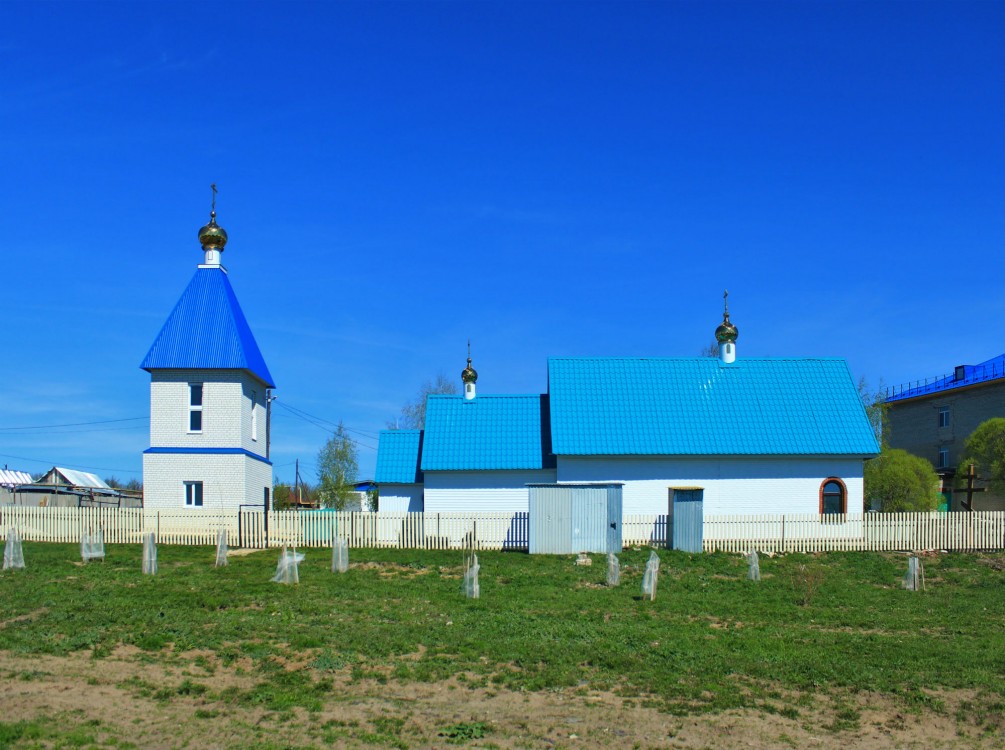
[145,369,273,510]
[149,370,269,456]
[557,456,866,516]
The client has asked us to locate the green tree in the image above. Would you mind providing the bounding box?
[864,448,940,512]
[857,376,888,448]
[316,422,359,509]
[273,482,294,510]
[956,417,1005,492]
[388,373,458,430]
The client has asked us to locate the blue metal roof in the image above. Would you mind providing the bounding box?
[885,353,1005,403]
[548,357,879,456]
[140,268,275,387]
[374,430,424,484]
[420,394,555,471]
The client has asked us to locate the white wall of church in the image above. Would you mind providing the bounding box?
[424,469,557,513]
[557,456,866,516]
[378,484,424,512]
[149,370,268,456]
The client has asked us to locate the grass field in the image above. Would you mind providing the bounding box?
[1,543,1003,749]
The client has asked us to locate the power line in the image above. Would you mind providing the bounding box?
[0,451,142,476]
[0,417,148,432]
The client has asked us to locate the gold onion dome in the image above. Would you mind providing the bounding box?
[462,357,478,384]
[715,314,738,344]
[198,210,228,250]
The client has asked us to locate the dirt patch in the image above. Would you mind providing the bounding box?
[0,607,48,629]
[1,651,1002,749]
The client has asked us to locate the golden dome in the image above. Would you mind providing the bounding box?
[462,357,478,384]
[715,313,738,344]
[715,289,738,343]
[198,210,228,251]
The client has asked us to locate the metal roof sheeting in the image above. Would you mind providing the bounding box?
[374,430,424,484]
[548,357,880,457]
[0,470,33,487]
[38,467,110,488]
[421,394,555,471]
[885,352,1005,402]
[140,267,275,387]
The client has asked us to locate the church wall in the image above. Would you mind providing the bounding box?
[378,484,424,512]
[424,469,558,513]
[557,456,866,516]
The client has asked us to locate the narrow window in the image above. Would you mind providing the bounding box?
[184,481,204,507]
[938,406,949,428]
[938,447,949,469]
[820,478,846,515]
[251,389,258,441]
[189,384,203,432]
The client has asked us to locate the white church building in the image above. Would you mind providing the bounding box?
[141,199,275,511]
[376,300,880,518]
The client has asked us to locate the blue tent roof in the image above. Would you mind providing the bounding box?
[375,430,424,484]
[548,357,879,456]
[421,394,555,471]
[140,268,275,387]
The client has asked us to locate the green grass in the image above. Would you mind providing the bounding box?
[1,544,1004,717]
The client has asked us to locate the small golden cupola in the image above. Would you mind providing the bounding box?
[715,290,738,364]
[198,183,228,267]
[462,341,478,401]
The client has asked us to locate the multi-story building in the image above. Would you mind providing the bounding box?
[885,353,1005,510]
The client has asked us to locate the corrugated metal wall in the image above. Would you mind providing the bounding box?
[669,487,703,552]
[528,484,623,554]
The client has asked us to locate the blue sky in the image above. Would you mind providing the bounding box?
[2,1,1003,484]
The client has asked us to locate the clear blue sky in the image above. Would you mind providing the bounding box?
[2,1,1003,484]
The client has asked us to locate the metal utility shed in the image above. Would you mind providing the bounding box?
[528,483,623,554]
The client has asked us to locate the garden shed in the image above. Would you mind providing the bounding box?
[528,483,623,554]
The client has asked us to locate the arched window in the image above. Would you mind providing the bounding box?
[819,478,847,515]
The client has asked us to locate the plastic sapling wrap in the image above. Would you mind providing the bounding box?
[215,529,228,568]
[640,551,660,601]
[3,528,25,570]
[272,545,304,584]
[902,556,924,591]
[747,550,761,581]
[331,537,349,573]
[142,533,158,575]
[463,553,480,599]
[606,553,620,587]
[81,530,105,563]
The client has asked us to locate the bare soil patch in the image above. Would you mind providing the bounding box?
[1,651,1002,749]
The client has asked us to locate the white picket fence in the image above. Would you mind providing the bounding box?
[0,507,1003,553]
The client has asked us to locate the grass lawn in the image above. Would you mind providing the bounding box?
[0,543,1003,747]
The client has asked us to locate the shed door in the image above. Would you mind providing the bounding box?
[668,487,703,553]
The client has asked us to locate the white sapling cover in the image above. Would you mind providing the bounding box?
[641,551,660,601]
[215,529,228,567]
[142,533,158,575]
[747,550,761,581]
[81,530,105,562]
[331,537,349,573]
[606,553,620,587]
[463,553,480,599]
[272,546,304,584]
[3,529,25,570]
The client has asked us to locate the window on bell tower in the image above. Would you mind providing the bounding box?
[189,384,203,432]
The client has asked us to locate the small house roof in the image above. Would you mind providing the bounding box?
[140,267,275,387]
[38,467,110,488]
